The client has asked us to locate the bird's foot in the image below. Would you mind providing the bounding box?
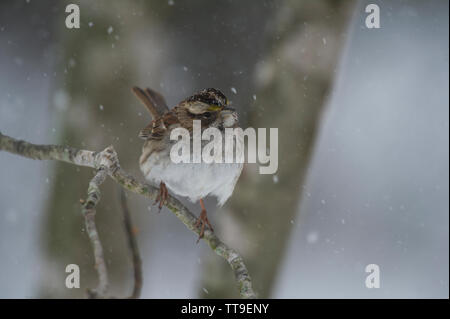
[195,199,214,243]
[154,182,168,212]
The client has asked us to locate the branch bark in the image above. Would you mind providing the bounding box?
[0,132,256,299]
[119,188,143,299]
[82,168,109,298]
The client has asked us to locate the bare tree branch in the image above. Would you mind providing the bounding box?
[0,132,256,299]
[119,188,143,299]
[82,168,109,298]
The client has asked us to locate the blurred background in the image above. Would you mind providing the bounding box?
[0,0,448,298]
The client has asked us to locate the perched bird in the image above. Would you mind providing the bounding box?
[132,87,243,241]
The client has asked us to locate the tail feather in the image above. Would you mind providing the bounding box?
[132,86,169,119]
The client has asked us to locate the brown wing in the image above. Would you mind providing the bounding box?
[138,108,179,140]
[137,100,219,140]
[132,86,169,119]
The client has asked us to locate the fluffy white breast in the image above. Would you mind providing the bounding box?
[140,133,243,206]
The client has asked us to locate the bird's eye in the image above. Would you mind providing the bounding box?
[203,112,212,118]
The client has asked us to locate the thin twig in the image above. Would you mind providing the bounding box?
[0,132,256,298]
[119,188,143,299]
[82,168,109,298]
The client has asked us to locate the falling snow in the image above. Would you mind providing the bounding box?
[68,58,76,68]
[306,231,319,244]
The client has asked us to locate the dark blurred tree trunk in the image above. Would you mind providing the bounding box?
[37,0,277,298]
[37,0,163,297]
[200,0,356,298]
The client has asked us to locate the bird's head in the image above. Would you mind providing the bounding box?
[184,88,229,114]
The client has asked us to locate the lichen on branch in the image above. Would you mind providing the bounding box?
[0,132,256,299]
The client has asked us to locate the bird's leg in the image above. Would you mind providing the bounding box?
[195,199,214,243]
[154,182,168,212]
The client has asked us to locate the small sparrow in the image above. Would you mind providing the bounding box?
[132,87,243,241]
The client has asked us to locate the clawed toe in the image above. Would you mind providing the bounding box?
[154,182,168,212]
[195,199,214,243]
